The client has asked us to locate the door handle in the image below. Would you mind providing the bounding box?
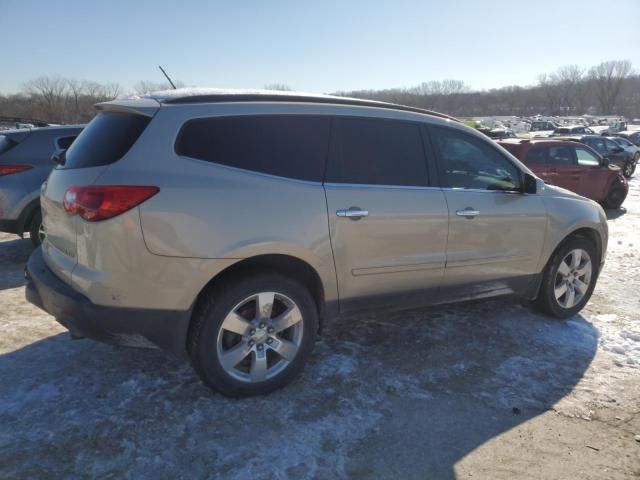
[456,208,480,218]
[337,208,369,219]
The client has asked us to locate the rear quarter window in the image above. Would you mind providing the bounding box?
[56,136,77,150]
[175,115,331,182]
[62,112,150,169]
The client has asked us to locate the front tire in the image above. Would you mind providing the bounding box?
[601,182,627,209]
[188,274,318,397]
[622,160,635,179]
[534,238,599,319]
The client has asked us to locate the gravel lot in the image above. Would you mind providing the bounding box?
[1,179,639,479]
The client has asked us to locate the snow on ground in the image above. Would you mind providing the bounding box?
[1,179,639,479]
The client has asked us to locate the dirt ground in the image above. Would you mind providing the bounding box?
[1,179,639,479]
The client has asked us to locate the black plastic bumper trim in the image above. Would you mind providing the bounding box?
[25,247,191,356]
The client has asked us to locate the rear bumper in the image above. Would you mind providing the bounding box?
[25,247,191,356]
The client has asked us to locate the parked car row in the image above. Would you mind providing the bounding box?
[22,89,609,396]
[0,125,83,245]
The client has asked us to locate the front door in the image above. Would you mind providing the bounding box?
[429,126,547,297]
[574,146,609,200]
[324,116,449,312]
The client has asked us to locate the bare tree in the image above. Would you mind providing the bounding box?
[554,65,585,112]
[537,73,562,115]
[133,80,184,95]
[23,76,69,122]
[66,79,84,123]
[264,84,292,91]
[589,60,634,114]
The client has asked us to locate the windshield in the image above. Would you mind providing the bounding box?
[613,138,631,147]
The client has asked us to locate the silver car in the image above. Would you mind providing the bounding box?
[25,90,608,396]
[0,125,83,245]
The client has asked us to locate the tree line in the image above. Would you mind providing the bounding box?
[0,60,637,125]
[0,78,181,124]
[337,60,638,119]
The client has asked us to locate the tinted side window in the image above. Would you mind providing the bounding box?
[527,146,575,166]
[326,117,428,186]
[56,136,77,150]
[525,147,548,165]
[176,116,330,182]
[432,127,521,191]
[64,112,150,169]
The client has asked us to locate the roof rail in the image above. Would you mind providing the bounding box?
[161,93,460,123]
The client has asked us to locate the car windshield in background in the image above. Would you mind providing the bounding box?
[613,138,632,147]
[0,135,17,155]
[62,112,150,169]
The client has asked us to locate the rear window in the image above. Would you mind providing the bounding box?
[0,135,17,155]
[63,112,150,169]
[176,115,331,182]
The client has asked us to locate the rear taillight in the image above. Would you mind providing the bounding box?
[0,165,32,176]
[63,185,159,222]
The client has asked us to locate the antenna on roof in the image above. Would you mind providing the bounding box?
[158,65,177,90]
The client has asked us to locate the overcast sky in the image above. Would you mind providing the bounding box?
[3,0,639,94]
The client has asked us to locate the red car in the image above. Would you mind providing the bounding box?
[498,139,628,209]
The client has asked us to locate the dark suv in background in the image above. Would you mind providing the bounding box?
[0,125,83,245]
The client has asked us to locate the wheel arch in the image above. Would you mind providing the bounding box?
[550,226,603,272]
[189,254,331,338]
[528,225,604,303]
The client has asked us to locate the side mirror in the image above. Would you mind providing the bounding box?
[51,148,66,166]
[612,146,624,153]
[522,172,537,194]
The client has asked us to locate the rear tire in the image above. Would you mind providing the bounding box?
[28,211,44,247]
[534,237,599,319]
[188,274,318,397]
[601,182,627,209]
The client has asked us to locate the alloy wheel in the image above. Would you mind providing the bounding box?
[38,222,46,243]
[624,161,633,178]
[554,248,592,309]
[216,292,304,383]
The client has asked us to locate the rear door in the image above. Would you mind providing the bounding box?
[429,126,546,295]
[42,111,152,284]
[324,116,448,311]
